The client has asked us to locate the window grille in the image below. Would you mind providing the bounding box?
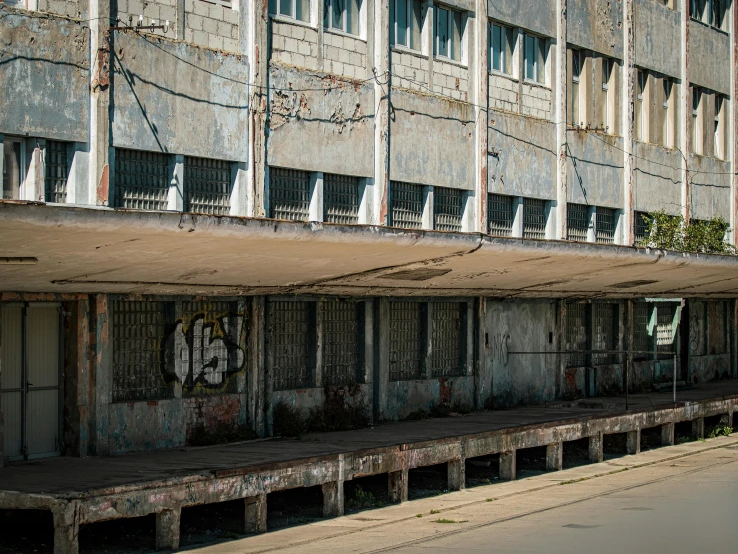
[268,299,314,390]
[634,211,649,245]
[44,141,68,203]
[633,301,652,360]
[324,173,360,225]
[431,302,464,377]
[656,303,678,358]
[523,198,546,239]
[566,302,588,368]
[567,203,589,242]
[592,303,618,365]
[488,194,514,236]
[112,300,171,402]
[114,149,170,211]
[595,207,616,244]
[269,168,310,221]
[433,187,463,232]
[322,299,361,386]
[184,157,231,215]
[391,181,423,229]
[180,301,241,395]
[389,301,424,380]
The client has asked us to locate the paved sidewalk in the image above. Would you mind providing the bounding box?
[0,380,736,497]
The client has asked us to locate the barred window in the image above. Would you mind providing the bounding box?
[322,299,362,386]
[431,302,465,377]
[634,211,650,245]
[595,207,616,244]
[269,168,311,221]
[268,299,315,390]
[488,193,514,236]
[391,181,424,229]
[656,303,679,358]
[566,302,588,368]
[112,300,172,402]
[567,203,589,242]
[44,140,68,204]
[592,303,619,365]
[523,198,547,239]
[389,301,425,380]
[115,149,170,211]
[633,301,653,360]
[324,173,360,225]
[433,187,463,232]
[184,157,232,215]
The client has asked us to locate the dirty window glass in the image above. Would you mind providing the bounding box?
[271,0,309,22]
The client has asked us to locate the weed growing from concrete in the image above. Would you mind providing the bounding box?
[707,425,733,438]
[429,509,441,514]
[416,514,423,518]
[346,486,385,510]
[434,519,468,524]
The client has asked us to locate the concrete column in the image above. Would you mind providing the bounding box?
[586,205,597,243]
[88,0,112,206]
[229,162,249,217]
[546,441,563,471]
[661,422,675,446]
[358,178,373,224]
[309,172,324,222]
[727,407,734,430]
[554,0,568,240]
[731,4,738,246]
[388,468,408,503]
[447,458,466,491]
[511,197,524,238]
[499,450,516,480]
[375,298,390,421]
[245,494,267,534]
[22,139,45,202]
[373,0,390,225]
[679,0,690,222]
[53,513,79,554]
[250,297,267,437]
[155,508,181,551]
[473,0,489,233]
[692,417,705,440]
[168,154,184,212]
[626,429,641,455]
[322,480,345,517]
[621,0,635,245]
[246,0,268,217]
[91,295,110,456]
[0,134,4,195]
[422,185,434,230]
[589,432,604,463]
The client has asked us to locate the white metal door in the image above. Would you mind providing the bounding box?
[1,303,61,461]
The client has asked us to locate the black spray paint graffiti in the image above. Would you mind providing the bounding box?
[163,313,245,391]
[490,333,511,366]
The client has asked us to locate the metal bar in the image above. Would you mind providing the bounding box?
[673,353,677,404]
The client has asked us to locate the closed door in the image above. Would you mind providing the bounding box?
[1,304,61,461]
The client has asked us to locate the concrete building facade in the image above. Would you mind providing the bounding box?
[1,0,738,466]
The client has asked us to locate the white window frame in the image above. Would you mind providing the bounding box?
[2,137,27,201]
[434,5,464,63]
[489,21,514,76]
[390,0,423,51]
[524,33,547,85]
[324,0,361,35]
[692,86,703,155]
[269,0,309,22]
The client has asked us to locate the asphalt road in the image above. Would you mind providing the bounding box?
[193,436,738,554]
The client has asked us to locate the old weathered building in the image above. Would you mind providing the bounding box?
[1,0,738,550]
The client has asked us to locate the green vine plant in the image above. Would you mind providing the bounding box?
[637,211,736,255]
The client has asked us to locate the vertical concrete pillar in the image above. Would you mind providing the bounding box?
[499,450,516,480]
[309,172,324,222]
[546,442,563,471]
[621,0,635,245]
[230,162,249,217]
[0,134,4,195]
[626,429,641,455]
[53,513,79,554]
[661,422,675,446]
[91,295,110,456]
[168,154,184,212]
[421,185,434,230]
[473,0,489,233]
[727,408,734,431]
[376,298,390,422]
[244,494,267,534]
[250,297,267,437]
[372,0,390,225]
[511,197,524,238]
[554,0,568,239]
[589,432,604,463]
[245,0,268,217]
[447,458,466,491]
[88,0,112,206]
[388,469,408,503]
[692,417,704,440]
[731,3,738,247]
[322,480,345,518]
[679,0,690,222]
[22,139,45,202]
[155,508,181,551]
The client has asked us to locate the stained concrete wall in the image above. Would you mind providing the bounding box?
[488,0,556,37]
[688,21,731,95]
[567,132,624,207]
[0,10,89,142]
[487,113,557,199]
[384,377,475,420]
[634,142,683,214]
[485,300,558,408]
[267,65,375,177]
[567,0,623,59]
[690,156,732,221]
[112,32,249,161]
[634,0,681,78]
[390,90,475,190]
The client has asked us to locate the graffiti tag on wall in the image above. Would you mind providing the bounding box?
[490,332,511,366]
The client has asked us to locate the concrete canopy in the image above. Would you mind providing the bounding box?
[1,202,738,298]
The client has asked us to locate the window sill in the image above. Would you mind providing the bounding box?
[391,45,427,59]
[270,13,315,30]
[324,27,366,43]
[489,69,517,82]
[433,56,468,70]
[522,79,551,90]
[689,16,729,36]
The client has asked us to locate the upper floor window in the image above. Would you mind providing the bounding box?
[324,0,361,35]
[434,5,464,62]
[390,0,423,50]
[662,78,673,148]
[599,57,611,131]
[714,94,726,159]
[570,48,583,125]
[524,33,547,85]
[269,0,309,22]
[489,21,514,75]
[692,85,703,154]
[691,0,728,31]
[635,69,647,141]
